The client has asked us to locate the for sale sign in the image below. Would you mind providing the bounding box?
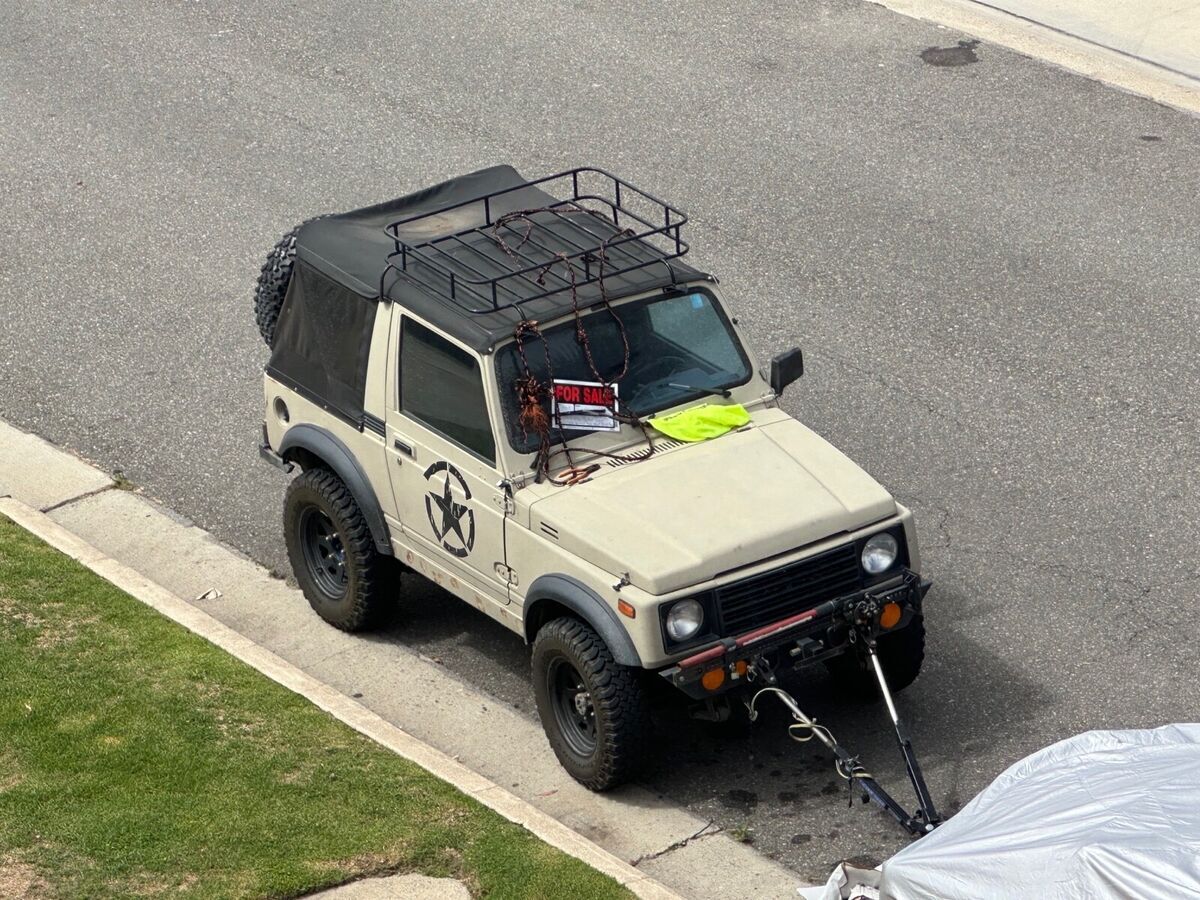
[551,380,620,432]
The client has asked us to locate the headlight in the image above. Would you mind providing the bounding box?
[665,598,704,642]
[861,533,899,574]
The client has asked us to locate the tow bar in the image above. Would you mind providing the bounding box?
[748,638,942,837]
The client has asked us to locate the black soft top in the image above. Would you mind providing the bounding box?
[293,165,707,353]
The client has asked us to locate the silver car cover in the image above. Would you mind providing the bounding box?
[807,724,1200,900]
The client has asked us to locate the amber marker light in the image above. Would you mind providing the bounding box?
[734,660,748,677]
[880,602,902,630]
[617,599,636,618]
[701,667,727,692]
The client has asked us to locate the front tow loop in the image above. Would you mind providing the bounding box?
[749,640,942,837]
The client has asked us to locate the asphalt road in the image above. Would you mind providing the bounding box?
[3,0,1199,881]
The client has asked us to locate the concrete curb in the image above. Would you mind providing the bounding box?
[0,494,679,900]
[868,0,1200,118]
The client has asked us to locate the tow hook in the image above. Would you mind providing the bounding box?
[746,653,777,685]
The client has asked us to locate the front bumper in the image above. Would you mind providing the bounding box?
[659,569,931,700]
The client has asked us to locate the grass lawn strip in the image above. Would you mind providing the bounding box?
[0,515,630,900]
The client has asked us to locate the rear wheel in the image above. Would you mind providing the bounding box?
[284,468,394,631]
[826,614,926,700]
[532,618,648,790]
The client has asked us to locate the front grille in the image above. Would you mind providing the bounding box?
[715,543,863,635]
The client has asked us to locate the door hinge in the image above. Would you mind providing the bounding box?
[492,492,515,515]
[494,563,518,586]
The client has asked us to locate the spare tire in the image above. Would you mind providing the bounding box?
[254,224,303,349]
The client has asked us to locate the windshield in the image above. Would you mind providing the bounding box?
[495,289,752,453]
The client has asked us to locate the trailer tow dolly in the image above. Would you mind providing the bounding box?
[748,635,942,837]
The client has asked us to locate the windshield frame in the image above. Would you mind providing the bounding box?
[492,286,754,456]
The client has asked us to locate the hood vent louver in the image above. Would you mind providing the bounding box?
[606,438,686,467]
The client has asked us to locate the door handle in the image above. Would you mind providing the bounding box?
[393,437,414,457]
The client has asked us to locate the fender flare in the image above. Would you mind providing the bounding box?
[524,574,642,667]
[277,424,392,556]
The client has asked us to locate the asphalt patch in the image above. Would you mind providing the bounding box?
[921,40,980,67]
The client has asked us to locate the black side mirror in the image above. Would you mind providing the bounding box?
[769,347,804,395]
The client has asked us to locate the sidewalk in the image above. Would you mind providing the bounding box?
[983,0,1200,80]
[0,418,807,899]
[871,0,1200,116]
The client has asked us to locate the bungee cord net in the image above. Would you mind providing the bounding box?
[491,208,660,485]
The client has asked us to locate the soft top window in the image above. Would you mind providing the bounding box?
[267,262,375,425]
[400,318,496,464]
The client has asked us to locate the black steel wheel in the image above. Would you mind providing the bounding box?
[298,506,348,599]
[532,617,648,791]
[283,468,394,631]
[548,657,598,758]
[826,613,927,701]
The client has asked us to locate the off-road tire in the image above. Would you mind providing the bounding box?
[283,468,394,631]
[532,617,648,791]
[826,614,926,701]
[254,224,304,349]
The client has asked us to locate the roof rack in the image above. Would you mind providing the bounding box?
[383,167,689,314]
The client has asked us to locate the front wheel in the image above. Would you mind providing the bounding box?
[532,618,648,791]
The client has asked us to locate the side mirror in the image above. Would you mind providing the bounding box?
[769,347,804,395]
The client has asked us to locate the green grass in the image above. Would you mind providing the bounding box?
[0,516,630,900]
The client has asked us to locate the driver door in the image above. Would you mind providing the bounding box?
[384,314,511,603]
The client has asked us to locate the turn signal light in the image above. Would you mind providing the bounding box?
[879,602,902,630]
[617,599,636,619]
[701,667,726,692]
[734,659,748,677]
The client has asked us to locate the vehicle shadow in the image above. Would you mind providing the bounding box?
[635,605,1051,876]
[372,570,537,710]
[355,564,1049,878]
[371,567,1046,803]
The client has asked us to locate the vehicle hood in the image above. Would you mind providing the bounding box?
[527,415,897,594]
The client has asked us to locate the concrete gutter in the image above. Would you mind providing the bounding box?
[868,0,1200,117]
[0,418,807,899]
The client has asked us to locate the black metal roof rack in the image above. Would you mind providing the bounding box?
[383,168,690,315]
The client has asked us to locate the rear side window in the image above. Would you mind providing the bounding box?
[268,262,375,425]
[400,318,496,463]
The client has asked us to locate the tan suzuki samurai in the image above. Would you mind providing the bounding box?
[255,167,931,791]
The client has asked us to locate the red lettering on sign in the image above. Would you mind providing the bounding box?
[553,384,582,404]
[553,381,617,411]
[579,386,613,406]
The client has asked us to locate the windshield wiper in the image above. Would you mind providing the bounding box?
[668,380,731,399]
